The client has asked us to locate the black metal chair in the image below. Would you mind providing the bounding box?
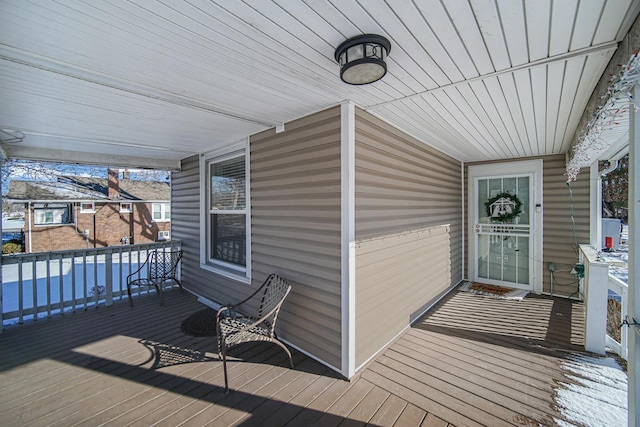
[126,249,183,306]
[216,273,293,393]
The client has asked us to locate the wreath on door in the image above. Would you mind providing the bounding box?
[485,192,522,222]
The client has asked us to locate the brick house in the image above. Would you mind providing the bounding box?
[6,169,170,253]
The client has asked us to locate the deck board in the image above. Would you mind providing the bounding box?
[0,287,619,427]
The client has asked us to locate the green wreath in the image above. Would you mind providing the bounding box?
[485,192,522,222]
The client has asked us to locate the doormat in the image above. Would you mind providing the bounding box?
[459,282,528,301]
[180,308,217,337]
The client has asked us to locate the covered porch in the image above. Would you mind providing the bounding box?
[0,287,623,427]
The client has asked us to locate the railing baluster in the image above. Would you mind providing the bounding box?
[71,255,76,313]
[94,251,99,307]
[46,254,51,318]
[105,250,113,306]
[18,258,23,324]
[82,253,87,310]
[58,256,64,316]
[118,250,124,300]
[31,259,37,321]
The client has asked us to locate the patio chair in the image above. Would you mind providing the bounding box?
[216,273,293,393]
[126,249,183,307]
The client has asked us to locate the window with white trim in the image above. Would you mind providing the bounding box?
[120,202,132,213]
[152,203,170,221]
[34,203,72,225]
[204,151,249,276]
[80,202,95,213]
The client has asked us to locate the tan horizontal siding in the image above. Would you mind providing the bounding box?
[353,109,463,369]
[355,225,453,368]
[251,106,343,370]
[354,109,462,241]
[172,155,251,307]
[542,155,590,297]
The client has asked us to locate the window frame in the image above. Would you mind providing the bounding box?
[119,202,133,213]
[152,203,171,222]
[200,139,251,284]
[33,203,72,225]
[79,202,95,213]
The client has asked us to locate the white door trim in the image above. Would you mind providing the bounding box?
[468,160,544,294]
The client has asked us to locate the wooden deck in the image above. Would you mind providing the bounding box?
[0,287,616,426]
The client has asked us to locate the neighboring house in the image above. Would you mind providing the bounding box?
[5,170,171,253]
[1,216,24,246]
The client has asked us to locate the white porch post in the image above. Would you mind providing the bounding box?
[590,163,602,248]
[340,101,356,379]
[628,85,639,427]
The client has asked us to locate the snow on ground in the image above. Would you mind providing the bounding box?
[601,243,628,285]
[554,354,627,427]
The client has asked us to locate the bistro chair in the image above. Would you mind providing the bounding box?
[216,273,293,393]
[127,249,183,307]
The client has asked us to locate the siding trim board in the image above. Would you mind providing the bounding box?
[341,101,356,379]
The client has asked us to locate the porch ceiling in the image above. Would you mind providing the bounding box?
[1,1,638,169]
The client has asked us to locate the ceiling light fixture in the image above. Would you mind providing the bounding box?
[334,34,391,85]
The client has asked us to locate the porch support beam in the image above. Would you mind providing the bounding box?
[590,163,602,248]
[340,101,356,379]
[628,84,639,427]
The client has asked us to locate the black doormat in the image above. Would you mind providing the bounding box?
[180,308,217,337]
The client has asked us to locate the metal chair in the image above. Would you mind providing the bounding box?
[216,273,293,393]
[126,249,183,306]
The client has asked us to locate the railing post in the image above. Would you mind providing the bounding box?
[628,84,639,427]
[622,282,629,360]
[105,250,113,306]
[580,244,608,354]
[0,255,3,333]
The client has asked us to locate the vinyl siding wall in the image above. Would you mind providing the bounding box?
[172,107,343,371]
[542,155,589,297]
[250,106,343,369]
[464,155,590,298]
[353,109,463,368]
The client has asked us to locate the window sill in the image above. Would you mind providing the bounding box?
[200,263,251,285]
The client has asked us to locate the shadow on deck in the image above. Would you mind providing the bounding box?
[0,288,624,426]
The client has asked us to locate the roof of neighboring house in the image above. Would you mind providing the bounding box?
[6,176,170,202]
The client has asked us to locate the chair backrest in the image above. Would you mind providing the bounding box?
[148,249,182,282]
[257,274,292,325]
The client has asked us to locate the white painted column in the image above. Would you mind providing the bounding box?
[580,245,608,354]
[590,163,602,248]
[340,101,356,379]
[628,85,639,427]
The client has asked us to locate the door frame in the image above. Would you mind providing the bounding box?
[467,159,544,294]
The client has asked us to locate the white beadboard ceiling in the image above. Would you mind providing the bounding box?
[0,0,638,169]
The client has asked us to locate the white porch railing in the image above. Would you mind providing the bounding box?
[0,241,182,330]
[579,244,629,359]
[607,274,629,360]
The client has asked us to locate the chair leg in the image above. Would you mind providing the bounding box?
[157,285,163,307]
[221,344,229,394]
[273,340,294,368]
[127,284,134,307]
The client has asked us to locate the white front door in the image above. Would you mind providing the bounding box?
[468,160,543,293]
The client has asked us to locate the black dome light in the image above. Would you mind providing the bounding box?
[334,34,391,85]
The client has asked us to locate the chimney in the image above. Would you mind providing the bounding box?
[108,168,119,199]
